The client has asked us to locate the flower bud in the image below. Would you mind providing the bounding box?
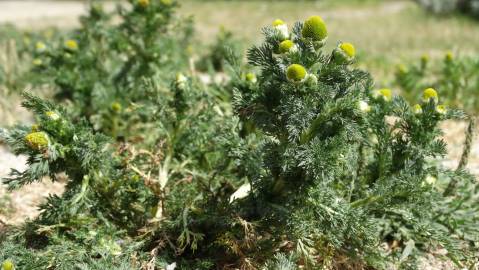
[373,88,392,102]
[138,0,149,8]
[35,41,46,53]
[333,42,355,64]
[278,40,296,54]
[435,104,447,114]
[422,88,438,103]
[46,111,60,121]
[272,19,289,40]
[64,39,78,51]
[33,58,43,66]
[160,0,172,5]
[176,73,188,89]
[245,73,257,83]
[413,104,422,114]
[445,51,453,62]
[305,74,318,86]
[286,64,307,82]
[111,102,122,113]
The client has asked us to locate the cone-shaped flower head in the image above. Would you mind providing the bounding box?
[436,104,447,114]
[373,88,392,102]
[46,111,60,121]
[421,54,429,65]
[245,73,257,83]
[111,102,122,113]
[413,104,422,114]
[302,16,328,42]
[64,39,78,51]
[138,0,150,8]
[2,260,14,270]
[334,42,356,64]
[279,40,295,54]
[422,88,438,103]
[25,132,49,150]
[36,41,46,53]
[272,19,288,40]
[33,58,43,66]
[445,51,453,62]
[286,64,307,82]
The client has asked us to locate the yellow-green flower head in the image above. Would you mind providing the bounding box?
[138,0,149,8]
[111,102,122,113]
[25,132,49,150]
[286,64,307,82]
[46,111,60,121]
[36,41,46,53]
[245,72,257,83]
[436,104,447,114]
[2,260,14,270]
[279,40,296,54]
[373,88,393,102]
[160,0,172,5]
[358,100,371,113]
[445,51,453,62]
[64,39,78,51]
[33,58,43,66]
[397,64,408,75]
[302,15,328,42]
[413,104,422,114]
[176,73,187,89]
[272,19,285,27]
[422,88,438,103]
[272,19,289,40]
[340,42,355,58]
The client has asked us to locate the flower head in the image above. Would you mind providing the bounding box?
[286,64,307,82]
[421,53,429,64]
[138,0,149,8]
[358,100,371,113]
[436,104,447,114]
[340,42,355,58]
[25,132,49,150]
[279,40,296,54]
[413,104,422,114]
[422,88,438,103]
[445,51,453,62]
[46,111,60,121]
[111,102,122,113]
[36,41,46,53]
[245,73,257,83]
[397,64,408,75]
[334,42,356,64]
[272,19,288,40]
[33,58,43,66]
[305,74,318,86]
[301,15,328,42]
[373,88,392,102]
[2,260,14,270]
[160,0,172,5]
[176,73,188,89]
[64,39,78,51]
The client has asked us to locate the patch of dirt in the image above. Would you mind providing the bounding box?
[0,145,64,225]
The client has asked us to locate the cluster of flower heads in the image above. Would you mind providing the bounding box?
[23,110,63,152]
[31,38,79,67]
[270,16,357,85]
[367,87,447,115]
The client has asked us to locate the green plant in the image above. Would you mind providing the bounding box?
[395,52,479,113]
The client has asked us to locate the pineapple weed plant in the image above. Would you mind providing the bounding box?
[1,2,478,269]
[395,52,479,114]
